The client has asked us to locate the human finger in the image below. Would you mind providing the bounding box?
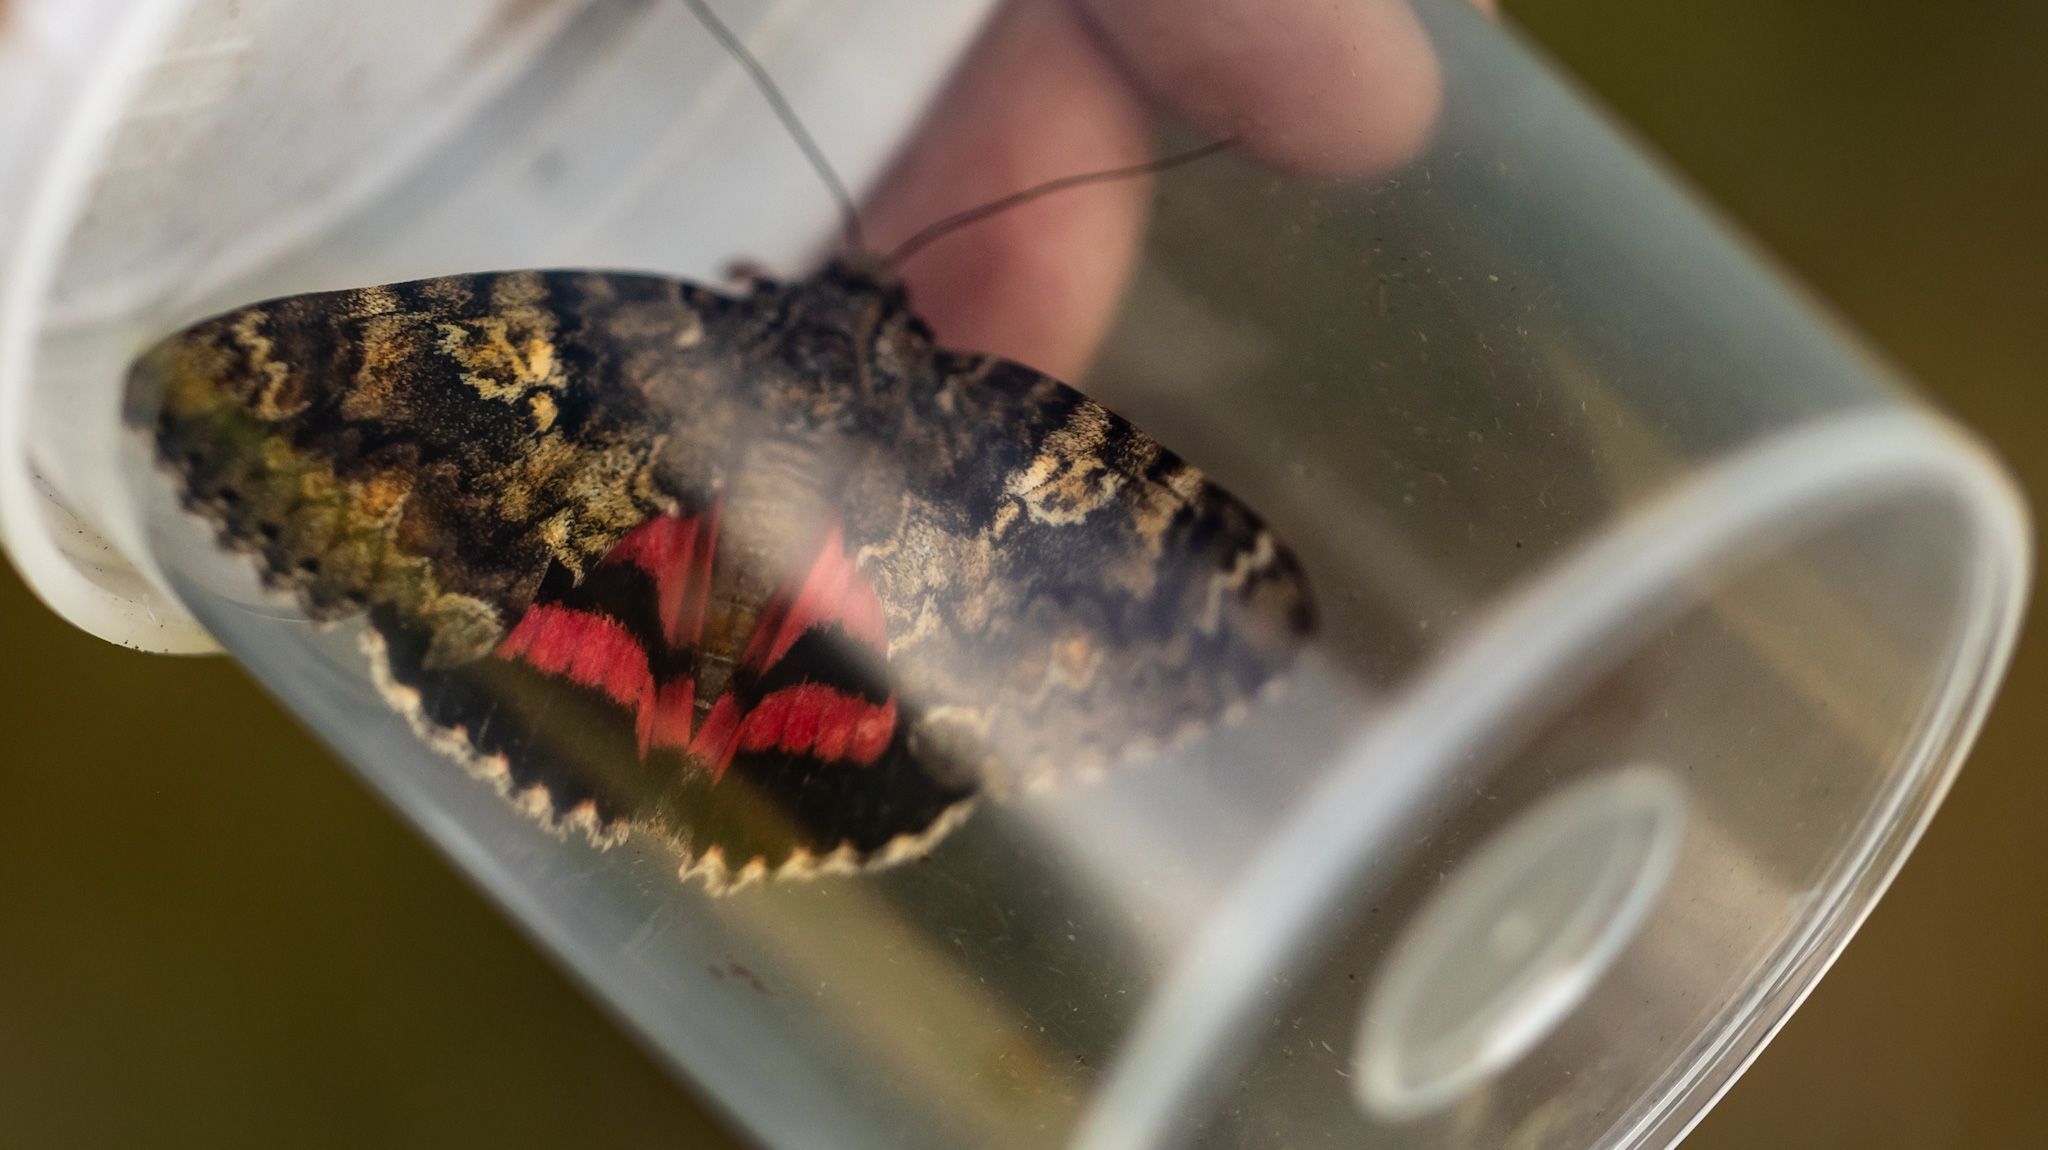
[861,0,1155,381]
[1075,0,1446,176]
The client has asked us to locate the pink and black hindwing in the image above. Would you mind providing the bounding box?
[373,506,976,881]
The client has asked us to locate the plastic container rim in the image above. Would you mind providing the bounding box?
[1073,405,2032,1150]
[0,0,213,651]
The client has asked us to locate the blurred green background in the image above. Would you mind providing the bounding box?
[3,2,2044,1146]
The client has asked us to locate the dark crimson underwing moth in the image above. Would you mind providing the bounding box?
[126,0,1315,889]
[129,254,1313,891]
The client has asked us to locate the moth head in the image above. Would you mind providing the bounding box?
[761,257,934,384]
[813,254,909,311]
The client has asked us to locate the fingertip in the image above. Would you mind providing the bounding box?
[864,0,1153,379]
[1081,0,1447,178]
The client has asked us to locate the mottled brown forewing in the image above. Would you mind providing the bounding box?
[129,272,718,663]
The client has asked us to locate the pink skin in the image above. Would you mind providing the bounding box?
[862,0,1475,381]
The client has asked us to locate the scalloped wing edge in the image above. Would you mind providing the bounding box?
[359,628,978,894]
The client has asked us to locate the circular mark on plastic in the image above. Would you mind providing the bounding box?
[1355,765,1688,1122]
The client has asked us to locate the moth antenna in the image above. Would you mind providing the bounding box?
[680,0,866,255]
[884,138,1235,267]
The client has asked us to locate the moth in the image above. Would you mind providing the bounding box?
[126,3,1315,891]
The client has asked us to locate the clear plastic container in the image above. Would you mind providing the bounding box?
[0,2,2028,1149]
